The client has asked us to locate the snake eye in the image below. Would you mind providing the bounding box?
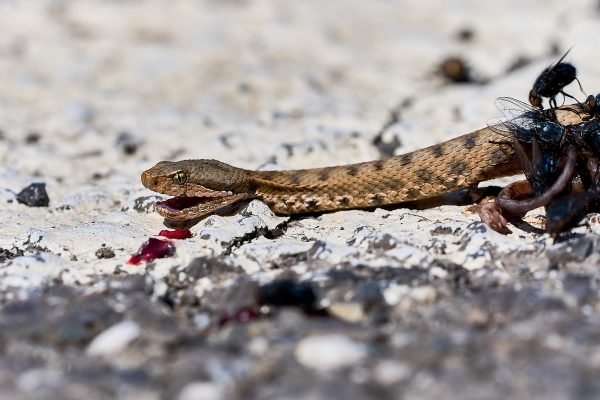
[174,171,187,184]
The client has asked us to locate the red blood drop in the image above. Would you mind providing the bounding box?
[217,315,230,328]
[158,229,192,239]
[218,307,259,328]
[128,238,175,265]
[235,308,258,323]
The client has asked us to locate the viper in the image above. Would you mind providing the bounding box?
[141,104,589,231]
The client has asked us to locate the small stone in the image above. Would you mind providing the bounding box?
[192,313,211,330]
[115,131,142,155]
[25,132,40,144]
[587,213,600,233]
[16,369,64,393]
[258,279,317,312]
[295,334,367,371]
[178,382,224,400]
[383,284,408,306]
[16,183,50,207]
[409,285,437,303]
[374,360,411,385]
[95,246,115,259]
[327,302,365,323]
[456,27,475,42]
[438,56,474,83]
[87,320,140,356]
[247,337,270,356]
[0,247,24,262]
[464,308,490,328]
[132,195,164,213]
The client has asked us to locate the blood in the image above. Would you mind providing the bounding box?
[159,229,192,239]
[156,196,205,212]
[218,307,259,327]
[128,238,175,265]
[235,308,259,323]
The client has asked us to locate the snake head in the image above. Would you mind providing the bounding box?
[141,160,254,220]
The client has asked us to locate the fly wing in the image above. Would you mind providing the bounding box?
[550,48,572,70]
[495,97,538,119]
[488,97,543,143]
[487,115,513,137]
[512,137,533,183]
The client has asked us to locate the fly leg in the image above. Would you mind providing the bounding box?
[560,90,584,108]
[549,96,559,111]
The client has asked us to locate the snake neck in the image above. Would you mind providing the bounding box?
[248,129,521,215]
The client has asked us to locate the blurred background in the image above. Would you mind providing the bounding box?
[3,1,600,399]
[2,0,600,184]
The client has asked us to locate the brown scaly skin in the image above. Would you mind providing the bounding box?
[141,104,589,222]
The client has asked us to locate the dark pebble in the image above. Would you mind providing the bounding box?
[0,247,24,262]
[456,27,475,41]
[439,56,474,83]
[430,225,454,236]
[95,246,115,259]
[116,131,141,155]
[16,183,50,207]
[25,132,40,144]
[372,132,402,158]
[258,279,317,312]
[132,195,163,213]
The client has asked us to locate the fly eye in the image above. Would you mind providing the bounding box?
[174,171,187,184]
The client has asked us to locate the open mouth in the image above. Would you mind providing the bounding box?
[156,196,210,212]
[154,194,251,220]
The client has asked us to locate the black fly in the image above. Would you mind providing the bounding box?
[488,97,592,236]
[490,96,600,236]
[577,120,600,159]
[528,50,582,111]
[583,93,600,118]
[490,97,567,194]
[545,191,592,235]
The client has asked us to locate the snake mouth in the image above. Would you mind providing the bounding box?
[154,193,251,220]
[156,196,212,212]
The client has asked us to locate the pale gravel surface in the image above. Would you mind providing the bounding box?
[2,1,600,399]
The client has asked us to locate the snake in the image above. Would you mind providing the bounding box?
[141,104,589,221]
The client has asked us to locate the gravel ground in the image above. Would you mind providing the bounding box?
[2,1,600,399]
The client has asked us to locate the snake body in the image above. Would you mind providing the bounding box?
[141,105,588,221]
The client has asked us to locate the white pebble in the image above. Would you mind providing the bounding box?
[409,285,436,303]
[374,360,411,385]
[295,334,367,371]
[87,320,140,356]
[383,284,409,306]
[192,313,211,330]
[178,382,224,400]
[17,369,63,393]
